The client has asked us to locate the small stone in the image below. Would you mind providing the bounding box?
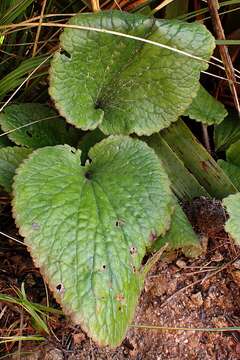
[204,297,211,309]
[73,332,86,345]
[191,292,203,307]
[233,260,240,269]
[44,349,63,360]
[155,277,169,296]
[211,316,228,328]
[211,252,223,262]
[236,343,240,353]
[176,259,186,269]
[231,270,240,286]
[200,235,208,253]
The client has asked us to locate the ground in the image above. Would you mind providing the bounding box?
[0,198,240,359]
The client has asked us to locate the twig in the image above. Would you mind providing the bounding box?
[91,0,100,12]
[32,0,48,57]
[207,0,240,117]
[160,276,205,308]
[152,0,174,13]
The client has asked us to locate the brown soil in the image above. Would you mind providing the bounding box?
[1,198,240,360]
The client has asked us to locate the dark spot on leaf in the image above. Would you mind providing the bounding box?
[116,219,125,227]
[32,222,40,230]
[60,48,71,59]
[26,131,33,138]
[118,306,122,311]
[84,171,92,180]
[132,265,137,273]
[101,264,106,271]
[56,283,64,293]
[130,246,137,256]
[116,293,125,302]
[149,230,158,242]
[200,160,210,172]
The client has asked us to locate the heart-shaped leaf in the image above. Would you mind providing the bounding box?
[49,11,214,136]
[12,136,173,346]
[0,103,79,149]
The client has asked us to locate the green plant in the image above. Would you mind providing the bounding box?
[0,8,239,348]
[0,283,62,335]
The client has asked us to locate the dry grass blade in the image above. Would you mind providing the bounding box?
[202,70,240,84]
[212,55,240,76]
[152,0,174,13]
[1,19,240,84]
[32,0,48,57]
[207,0,240,117]
[0,231,26,246]
[0,115,59,137]
[91,0,100,11]
[17,311,24,360]
[2,13,240,80]
[129,324,240,332]
[0,336,45,344]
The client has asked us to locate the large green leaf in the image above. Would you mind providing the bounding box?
[153,197,202,258]
[185,85,227,125]
[0,104,79,149]
[223,193,240,245]
[214,110,240,152]
[0,146,31,192]
[12,136,173,346]
[49,10,215,136]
